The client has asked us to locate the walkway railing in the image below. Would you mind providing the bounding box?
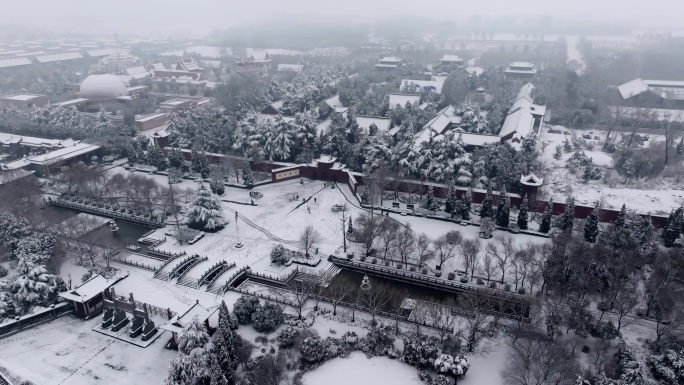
[50,199,164,227]
[0,303,72,341]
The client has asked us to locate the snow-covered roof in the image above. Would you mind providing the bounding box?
[249,50,270,62]
[516,83,535,100]
[465,67,484,76]
[15,51,46,57]
[270,100,284,110]
[379,56,402,63]
[520,173,543,186]
[136,113,169,122]
[87,48,114,57]
[388,93,420,109]
[35,52,83,63]
[499,107,535,142]
[458,133,500,147]
[356,116,392,133]
[125,65,151,77]
[509,61,535,68]
[324,95,344,108]
[316,119,332,135]
[0,132,73,148]
[375,63,399,68]
[400,78,445,94]
[618,78,650,99]
[177,57,201,71]
[423,105,456,134]
[28,142,100,166]
[439,54,463,63]
[1,94,43,101]
[160,301,217,334]
[79,73,128,99]
[277,64,304,72]
[59,274,126,302]
[0,57,32,68]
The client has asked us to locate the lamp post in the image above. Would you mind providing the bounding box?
[235,211,243,248]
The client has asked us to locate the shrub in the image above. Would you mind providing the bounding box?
[371,258,377,264]
[323,337,348,360]
[359,327,395,357]
[252,302,284,332]
[518,287,526,294]
[460,277,468,283]
[270,244,290,266]
[421,268,428,274]
[396,263,403,269]
[435,271,442,277]
[489,282,497,288]
[277,326,299,348]
[447,272,455,280]
[410,266,417,272]
[434,354,470,378]
[0,265,7,278]
[403,337,439,368]
[360,256,367,262]
[385,260,391,266]
[300,336,326,363]
[476,278,484,285]
[342,331,359,346]
[504,283,511,291]
[233,295,261,324]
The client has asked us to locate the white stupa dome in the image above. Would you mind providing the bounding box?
[79,73,128,100]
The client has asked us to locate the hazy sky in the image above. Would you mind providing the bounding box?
[1,0,681,37]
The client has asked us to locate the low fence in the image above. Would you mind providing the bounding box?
[50,199,164,227]
[0,302,72,340]
[246,267,299,286]
[329,256,527,304]
[115,258,156,271]
[148,247,186,261]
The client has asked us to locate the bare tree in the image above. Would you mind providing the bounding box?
[395,224,416,265]
[414,233,433,269]
[326,278,354,316]
[512,243,536,291]
[299,225,322,257]
[304,275,326,311]
[613,282,639,331]
[433,230,462,270]
[481,243,498,283]
[356,212,387,256]
[287,282,309,320]
[428,298,457,342]
[359,282,392,327]
[387,288,409,331]
[410,297,430,336]
[378,220,400,261]
[456,293,493,353]
[459,238,481,279]
[495,235,516,284]
[501,334,580,385]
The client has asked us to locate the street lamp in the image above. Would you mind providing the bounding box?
[234,211,243,248]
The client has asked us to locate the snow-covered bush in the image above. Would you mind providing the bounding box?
[251,302,284,333]
[430,374,451,385]
[270,244,290,266]
[434,354,470,378]
[233,295,261,324]
[479,218,494,238]
[341,331,359,347]
[322,337,348,360]
[359,327,395,357]
[648,349,684,384]
[277,326,299,348]
[616,341,645,384]
[403,337,439,369]
[300,336,326,364]
[0,265,7,278]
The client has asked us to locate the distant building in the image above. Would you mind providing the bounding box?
[400,76,446,94]
[176,57,202,72]
[59,274,124,318]
[0,94,48,109]
[277,64,304,73]
[618,78,684,101]
[160,300,218,346]
[375,56,403,70]
[235,50,271,78]
[438,54,465,68]
[153,69,201,81]
[92,48,142,73]
[260,100,284,115]
[318,95,346,118]
[135,113,169,131]
[159,97,198,113]
[504,62,537,78]
[356,116,392,133]
[76,73,134,112]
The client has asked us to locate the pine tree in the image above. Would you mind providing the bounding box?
[191,148,201,174]
[497,194,511,228]
[198,151,210,178]
[480,183,493,219]
[212,301,238,384]
[187,185,228,231]
[663,221,680,247]
[425,185,437,211]
[347,215,354,234]
[210,354,229,385]
[168,147,186,170]
[615,204,627,229]
[165,316,211,385]
[445,179,457,213]
[539,199,553,234]
[461,189,472,220]
[561,197,575,232]
[584,204,599,243]
[517,196,529,230]
[242,158,254,187]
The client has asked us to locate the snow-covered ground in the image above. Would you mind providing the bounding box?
[0,317,176,385]
[303,351,422,385]
[540,125,684,213]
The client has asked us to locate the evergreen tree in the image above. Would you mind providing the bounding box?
[10,257,57,313]
[191,148,201,174]
[445,179,457,214]
[461,188,472,220]
[210,179,225,196]
[517,196,529,230]
[187,185,228,231]
[636,213,658,256]
[615,204,627,229]
[242,158,254,187]
[347,215,354,234]
[663,221,680,247]
[497,194,511,228]
[210,354,229,385]
[539,199,553,234]
[561,197,575,232]
[126,142,138,164]
[168,147,186,170]
[480,183,493,219]
[584,204,599,243]
[147,145,169,171]
[425,185,437,211]
[165,316,211,385]
[212,301,238,384]
[677,136,684,155]
[198,151,210,178]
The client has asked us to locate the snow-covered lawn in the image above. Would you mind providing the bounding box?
[302,351,422,385]
[540,125,684,213]
[0,317,176,385]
